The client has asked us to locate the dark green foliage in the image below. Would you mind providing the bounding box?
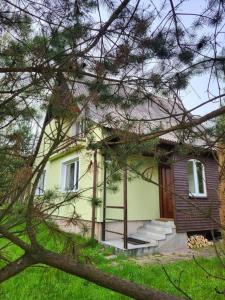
[172,72,189,90]
[0,153,22,196]
[89,197,102,207]
[146,32,173,59]
[0,2,224,298]
[2,202,27,228]
[88,80,111,104]
[0,122,33,197]
[102,59,120,75]
[178,50,194,64]
[40,189,59,201]
[196,36,209,51]
[149,73,162,89]
[131,15,151,37]
[215,114,225,143]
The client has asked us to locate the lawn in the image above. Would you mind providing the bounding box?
[0,225,224,300]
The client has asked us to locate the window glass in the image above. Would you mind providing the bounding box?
[72,120,85,137]
[196,161,204,194]
[75,160,79,190]
[63,159,79,191]
[75,122,80,136]
[36,170,46,195]
[81,119,86,134]
[187,159,206,197]
[187,160,195,194]
[65,162,75,190]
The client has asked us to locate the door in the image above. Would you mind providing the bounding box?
[159,165,174,218]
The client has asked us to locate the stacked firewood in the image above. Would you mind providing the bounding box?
[187,235,213,249]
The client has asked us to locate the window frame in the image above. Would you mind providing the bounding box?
[35,170,46,196]
[187,159,207,198]
[61,157,79,192]
[71,119,86,138]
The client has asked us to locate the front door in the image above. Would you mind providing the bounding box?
[159,165,174,218]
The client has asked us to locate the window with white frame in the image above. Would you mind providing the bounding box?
[35,170,46,195]
[71,120,86,138]
[187,159,207,197]
[61,158,79,191]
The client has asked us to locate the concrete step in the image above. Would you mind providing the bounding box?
[130,232,161,244]
[143,223,173,234]
[102,219,187,256]
[137,228,166,240]
[150,220,175,229]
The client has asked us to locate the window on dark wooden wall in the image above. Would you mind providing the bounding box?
[187,159,207,197]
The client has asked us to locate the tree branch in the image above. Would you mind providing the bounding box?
[79,0,131,56]
[0,254,34,283]
[169,0,182,49]
[0,226,31,252]
[108,102,225,145]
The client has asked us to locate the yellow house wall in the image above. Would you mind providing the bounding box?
[97,156,160,222]
[35,119,105,222]
[42,151,160,223]
[36,119,160,223]
[44,149,103,221]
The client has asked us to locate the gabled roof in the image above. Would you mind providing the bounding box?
[54,75,209,146]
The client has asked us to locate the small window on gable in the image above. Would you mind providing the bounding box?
[187,159,207,197]
[71,120,86,138]
[35,170,46,196]
[62,158,79,192]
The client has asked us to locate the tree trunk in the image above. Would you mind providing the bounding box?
[0,227,185,300]
[40,250,184,300]
[0,255,34,283]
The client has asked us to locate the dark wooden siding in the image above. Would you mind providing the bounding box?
[173,154,220,232]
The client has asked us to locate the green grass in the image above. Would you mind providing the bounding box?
[0,225,224,300]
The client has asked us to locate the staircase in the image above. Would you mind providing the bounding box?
[131,220,175,241]
[128,220,181,255]
[103,220,188,256]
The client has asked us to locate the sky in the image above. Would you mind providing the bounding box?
[181,74,221,116]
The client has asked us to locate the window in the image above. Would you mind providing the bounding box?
[71,120,86,138]
[35,170,46,195]
[187,159,207,197]
[61,158,79,191]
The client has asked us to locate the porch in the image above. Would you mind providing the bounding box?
[100,157,160,250]
[102,219,188,255]
[97,154,187,254]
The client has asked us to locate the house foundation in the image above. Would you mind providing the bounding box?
[54,217,147,241]
[54,217,188,256]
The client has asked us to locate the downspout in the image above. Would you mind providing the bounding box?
[218,142,225,244]
[102,155,107,241]
[123,166,128,249]
[91,150,97,239]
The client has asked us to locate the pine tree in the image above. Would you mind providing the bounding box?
[0,1,225,298]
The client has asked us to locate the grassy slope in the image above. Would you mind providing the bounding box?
[0,226,224,300]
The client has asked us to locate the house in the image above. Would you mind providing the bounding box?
[35,80,220,255]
